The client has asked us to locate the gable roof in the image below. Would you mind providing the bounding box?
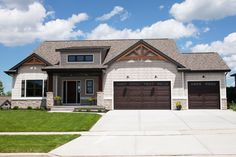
[180,52,230,71]
[6,39,230,73]
[5,53,52,75]
[106,40,185,68]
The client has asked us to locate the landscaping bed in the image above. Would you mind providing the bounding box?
[0,135,79,153]
[0,110,101,132]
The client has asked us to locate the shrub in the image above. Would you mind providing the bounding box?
[27,106,33,110]
[54,96,62,101]
[12,106,19,110]
[229,101,236,111]
[176,101,182,110]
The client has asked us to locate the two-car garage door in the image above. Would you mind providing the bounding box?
[114,81,220,110]
[114,81,171,109]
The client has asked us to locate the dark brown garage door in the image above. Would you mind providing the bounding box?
[188,81,220,109]
[114,81,171,109]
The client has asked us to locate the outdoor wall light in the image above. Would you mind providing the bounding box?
[202,75,205,78]
[126,76,129,79]
[154,75,158,78]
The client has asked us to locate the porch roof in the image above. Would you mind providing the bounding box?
[42,64,107,72]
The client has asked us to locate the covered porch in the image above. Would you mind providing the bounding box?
[42,66,105,107]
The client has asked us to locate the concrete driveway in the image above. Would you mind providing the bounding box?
[51,110,236,156]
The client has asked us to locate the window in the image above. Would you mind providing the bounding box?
[44,80,47,97]
[26,80,43,97]
[86,80,94,95]
[21,80,46,97]
[21,80,25,97]
[68,55,93,62]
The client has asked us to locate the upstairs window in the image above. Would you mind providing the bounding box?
[68,55,93,63]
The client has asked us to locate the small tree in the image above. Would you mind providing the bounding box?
[6,91,11,96]
[0,81,4,96]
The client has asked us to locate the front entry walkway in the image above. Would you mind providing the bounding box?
[50,110,236,156]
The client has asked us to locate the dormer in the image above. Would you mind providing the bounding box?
[55,46,110,66]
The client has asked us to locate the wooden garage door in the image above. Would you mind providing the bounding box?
[188,81,220,109]
[114,81,171,109]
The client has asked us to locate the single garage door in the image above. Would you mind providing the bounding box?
[188,81,220,109]
[114,81,171,109]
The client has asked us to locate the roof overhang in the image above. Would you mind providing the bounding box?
[55,46,111,52]
[5,53,52,75]
[42,66,107,73]
[178,68,231,72]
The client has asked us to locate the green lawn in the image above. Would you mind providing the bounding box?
[0,110,101,132]
[0,135,79,153]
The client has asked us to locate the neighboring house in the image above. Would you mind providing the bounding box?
[5,39,230,110]
[0,96,11,109]
[231,73,236,87]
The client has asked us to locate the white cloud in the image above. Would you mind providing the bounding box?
[0,1,89,46]
[203,27,210,33]
[191,32,236,56]
[0,0,37,10]
[159,5,164,10]
[184,41,193,49]
[170,0,236,22]
[191,32,236,81]
[87,19,197,39]
[96,6,129,21]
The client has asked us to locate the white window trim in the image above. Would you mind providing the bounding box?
[85,79,94,95]
[67,54,94,63]
[21,79,46,98]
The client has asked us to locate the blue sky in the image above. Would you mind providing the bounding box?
[0,0,236,92]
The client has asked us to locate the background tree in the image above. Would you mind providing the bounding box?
[0,80,4,96]
[5,91,12,96]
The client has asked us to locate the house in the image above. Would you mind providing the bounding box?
[5,39,230,110]
[0,96,11,109]
[231,73,236,87]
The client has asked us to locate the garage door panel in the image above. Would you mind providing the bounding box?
[188,81,220,109]
[114,81,171,110]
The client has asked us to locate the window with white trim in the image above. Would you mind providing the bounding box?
[85,80,94,95]
[21,80,46,97]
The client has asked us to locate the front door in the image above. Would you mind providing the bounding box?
[63,81,81,104]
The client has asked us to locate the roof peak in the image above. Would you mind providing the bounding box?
[44,38,172,42]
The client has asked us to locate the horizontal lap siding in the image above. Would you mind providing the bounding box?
[103,61,184,107]
[185,73,226,99]
[12,65,48,100]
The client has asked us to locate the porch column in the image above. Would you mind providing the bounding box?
[48,72,53,92]
[98,73,103,91]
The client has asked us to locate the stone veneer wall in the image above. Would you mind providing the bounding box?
[11,99,46,109]
[221,98,228,110]
[103,99,112,110]
[172,99,187,110]
[46,92,54,109]
[97,92,104,107]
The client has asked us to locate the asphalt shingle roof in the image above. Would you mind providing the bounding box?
[21,39,230,71]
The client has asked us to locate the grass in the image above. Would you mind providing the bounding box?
[0,135,79,153]
[0,110,101,132]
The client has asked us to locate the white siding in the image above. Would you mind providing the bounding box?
[185,72,227,99]
[103,60,183,102]
[12,65,48,100]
